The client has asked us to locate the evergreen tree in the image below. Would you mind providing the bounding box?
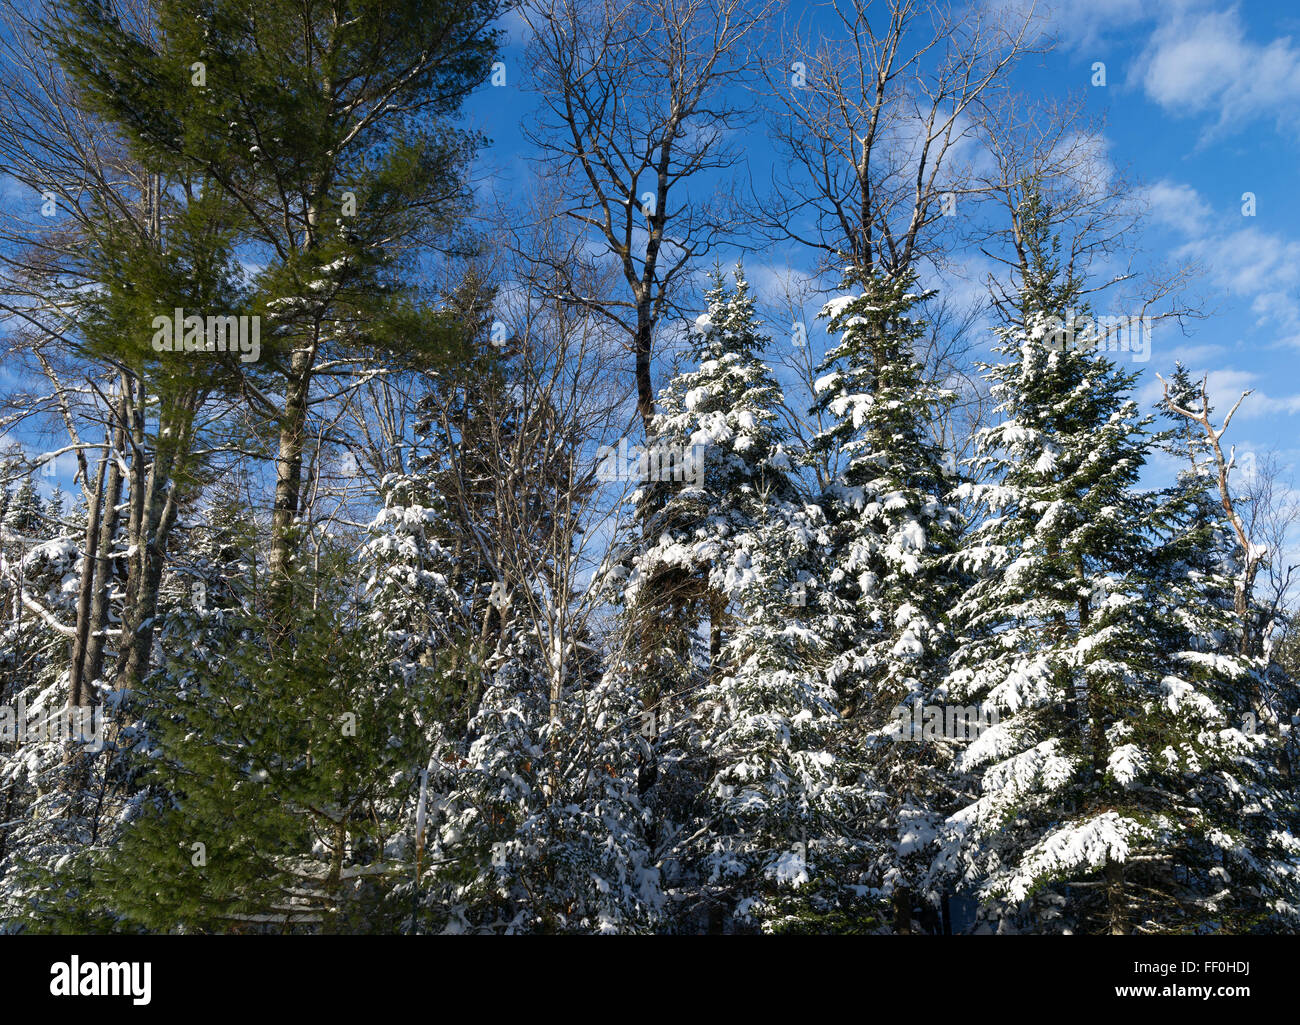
[420,638,660,934]
[940,193,1300,933]
[612,268,848,931]
[56,561,435,934]
[1129,363,1300,931]
[0,480,88,931]
[2,477,42,537]
[49,0,501,594]
[808,266,963,931]
[694,499,872,932]
[44,485,66,524]
[625,266,800,679]
[0,457,15,526]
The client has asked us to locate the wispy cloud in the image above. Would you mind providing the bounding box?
[1135,5,1300,138]
[1139,364,1300,420]
[1175,224,1300,339]
[1143,179,1213,236]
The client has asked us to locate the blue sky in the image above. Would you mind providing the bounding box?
[1047,0,1300,448]
[3,0,1295,560]
[463,0,1299,503]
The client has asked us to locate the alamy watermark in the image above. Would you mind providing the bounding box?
[596,438,705,488]
[50,957,151,1005]
[1042,310,1151,364]
[151,307,260,363]
[888,701,998,741]
[0,701,105,752]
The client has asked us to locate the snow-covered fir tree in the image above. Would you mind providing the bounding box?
[2,476,42,538]
[362,470,465,711]
[808,266,964,931]
[1127,363,1300,931]
[939,194,1300,933]
[419,637,661,933]
[610,267,821,928]
[694,498,872,932]
[623,265,801,678]
[617,267,871,931]
[0,478,95,931]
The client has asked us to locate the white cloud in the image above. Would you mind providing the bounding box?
[499,5,532,49]
[987,0,1153,49]
[1175,225,1300,338]
[1137,5,1300,135]
[0,175,34,204]
[1163,341,1228,365]
[1138,364,1300,420]
[1144,180,1300,346]
[1143,179,1212,236]
[1022,1,1300,139]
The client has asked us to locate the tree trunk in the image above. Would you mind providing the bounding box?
[269,345,314,598]
[117,483,179,689]
[68,450,107,711]
[634,305,655,434]
[115,400,190,691]
[1105,855,1127,935]
[84,422,124,689]
[709,592,725,683]
[892,886,913,934]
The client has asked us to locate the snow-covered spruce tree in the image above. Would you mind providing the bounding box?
[361,470,465,712]
[606,268,803,924]
[0,483,95,931]
[939,194,1300,933]
[610,267,864,932]
[45,486,67,524]
[417,635,660,934]
[624,266,801,679]
[806,266,963,932]
[1125,363,1300,931]
[0,459,13,525]
[2,475,41,538]
[356,303,661,934]
[693,498,876,933]
[354,460,511,931]
[938,193,1149,932]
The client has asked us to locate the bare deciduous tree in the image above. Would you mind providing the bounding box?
[1158,375,1273,660]
[761,0,1041,281]
[0,0,205,699]
[968,90,1204,334]
[521,0,774,431]
[1237,451,1300,666]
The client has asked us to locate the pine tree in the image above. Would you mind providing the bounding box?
[49,0,500,596]
[55,559,436,934]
